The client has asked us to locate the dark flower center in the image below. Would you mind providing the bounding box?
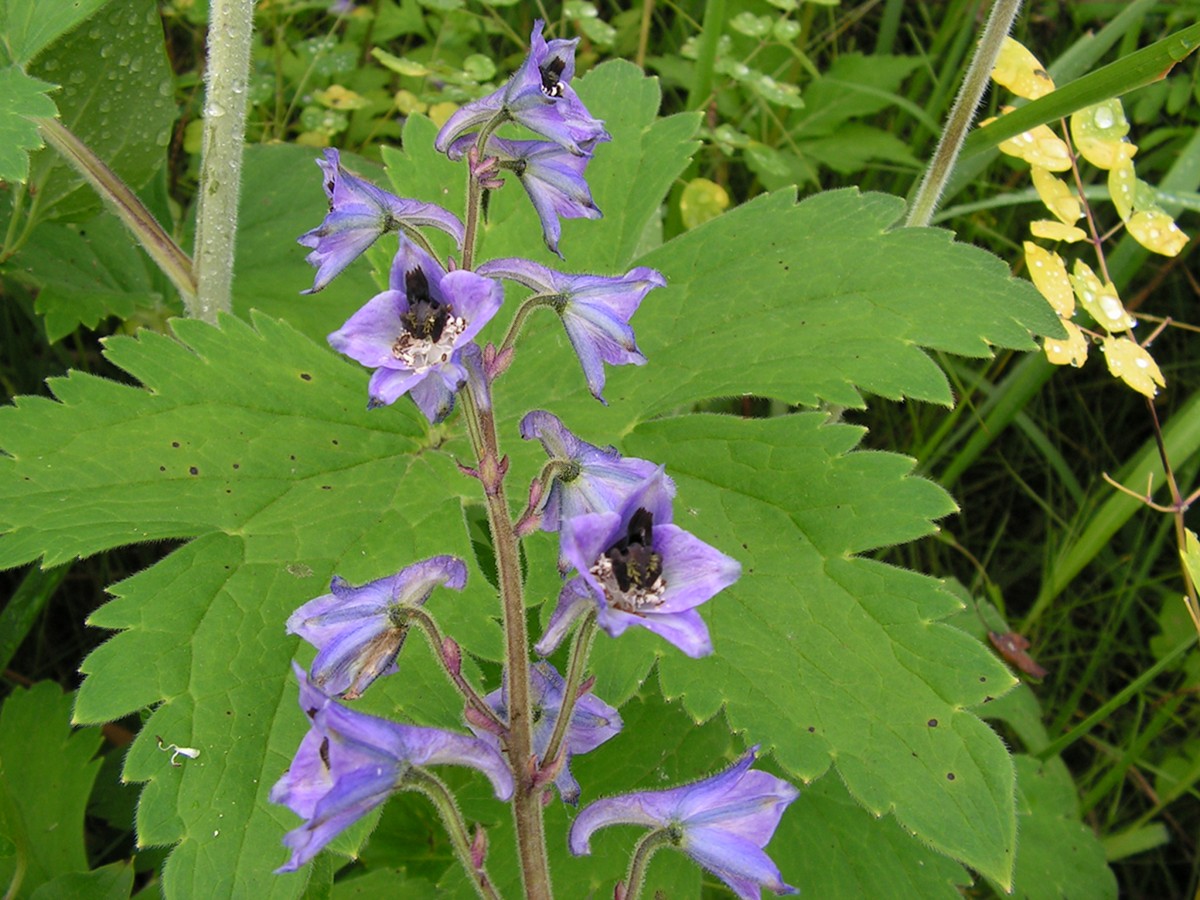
[391,267,468,372]
[540,56,566,98]
[606,508,663,591]
[401,268,448,341]
[591,508,666,614]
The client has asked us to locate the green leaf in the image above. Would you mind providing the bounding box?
[0,0,109,65]
[29,861,135,900]
[1005,756,1117,899]
[0,64,56,182]
[9,211,164,341]
[25,0,174,220]
[614,413,1021,886]
[0,683,104,895]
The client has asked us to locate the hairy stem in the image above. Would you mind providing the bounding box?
[194,0,255,322]
[398,606,507,732]
[497,293,561,357]
[622,828,674,900]
[906,0,1025,228]
[404,768,501,900]
[541,612,597,769]
[36,118,196,305]
[461,382,552,899]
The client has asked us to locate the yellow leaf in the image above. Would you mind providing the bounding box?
[1108,154,1137,220]
[295,132,331,148]
[680,178,730,230]
[1044,319,1088,367]
[428,102,458,128]
[1031,167,1081,224]
[314,85,369,111]
[1070,100,1133,169]
[992,37,1055,100]
[998,119,1073,171]
[1071,260,1135,332]
[1101,336,1165,397]
[394,90,427,116]
[1127,209,1189,257]
[1030,220,1087,243]
[1024,242,1074,316]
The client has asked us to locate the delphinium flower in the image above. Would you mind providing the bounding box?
[519,410,672,535]
[270,663,513,872]
[286,557,467,700]
[470,660,621,805]
[479,259,665,401]
[298,148,464,293]
[537,472,740,658]
[448,135,601,257]
[569,746,799,900]
[328,237,502,421]
[435,20,609,157]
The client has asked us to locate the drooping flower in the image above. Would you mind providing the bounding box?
[286,557,468,700]
[328,238,502,421]
[478,258,664,401]
[270,663,513,873]
[569,746,799,900]
[298,148,464,293]
[434,20,609,157]
[449,135,601,257]
[519,410,672,533]
[537,472,740,658]
[470,660,621,805]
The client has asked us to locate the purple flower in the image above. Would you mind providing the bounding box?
[537,473,741,658]
[270,663,513,873]
[287,557,467,700]
[298,148,464,293]
[519,410,673,533]
[569,746,799,900]
[450,135,601,257]
[434,20,609,157]
[470,660,621,805]
[328,238,502,422]
[478,258,665,401]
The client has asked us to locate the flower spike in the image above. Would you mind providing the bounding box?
[569,746,799,900]
[479,259,665,401]
[270,663,513,873]
[328,238,502,421]
[538,472,740,658]
[435,19,609,157]
[287,557,468,699]
[299,148,464,293]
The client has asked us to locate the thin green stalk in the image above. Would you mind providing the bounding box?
[623,829,675,900]
[398,606,507,733]
[498,293,561,357]
[194,0,255,322]
[541,613,597,770]
[404,768,502,900]
[34,118,196,305]
[460,382,552,900]
[906,0,1025,228]
[687,0,725,111]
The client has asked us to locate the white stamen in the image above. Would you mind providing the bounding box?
[391,314,467,372]
[590,555,667,613]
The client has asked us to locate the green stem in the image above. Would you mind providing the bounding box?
[541,612,596,770]
[397,606,507,732]
[461,382,552,900]
[404,768,502,900]
[497,293,562,357]
[35,118,196,305]
[461,113,510,270]
[194,0,255,322]
[623,828,674,900]
[906,0,1026,227]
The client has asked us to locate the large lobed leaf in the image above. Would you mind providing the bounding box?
[0,62,1064,895]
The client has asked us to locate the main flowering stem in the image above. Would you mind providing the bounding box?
[460,384,553,899]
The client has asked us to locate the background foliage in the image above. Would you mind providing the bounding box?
[1,0,1198,897]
